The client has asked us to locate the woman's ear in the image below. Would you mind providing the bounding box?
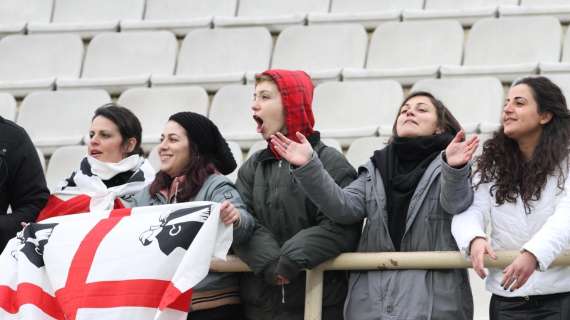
[539,112,553,125]
[124,137,137,154]
[435,127,443,135]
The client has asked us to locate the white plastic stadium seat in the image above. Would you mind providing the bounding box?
[271,24,367,83]
[147,145,160,172]
[117,87,209,146]
[16,90,111,155]
[312,81,403,147]
[540,29,570,75]
[35,147,46,172]
[309,0,422,30]
[57,32,177,95]
[214,0,329,33]
[500,0,570,24]
[0,93,16,121]
[343,20,463,86]
[411,77,504,134]
[345,137,388,169]
[152,28,271,92]
[469,269,492,320]
[0,34,83,97]
[210,85,259,149]
[544,74,570,104]
[404,0,518,27]
[46,146,88,192]
[225,141,243,182]
[0,0,53,36]
[28,0,145,39]
[440,17,561,83]
[121,0,237,37]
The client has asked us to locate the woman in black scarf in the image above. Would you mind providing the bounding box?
[270,91,479,319]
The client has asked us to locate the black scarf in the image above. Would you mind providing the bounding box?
[371,133,453,251]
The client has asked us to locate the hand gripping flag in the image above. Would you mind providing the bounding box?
[0,201,232,320]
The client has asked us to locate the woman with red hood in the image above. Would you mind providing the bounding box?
[233,69,360,319]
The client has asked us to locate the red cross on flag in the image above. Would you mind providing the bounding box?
[0,201,232,320]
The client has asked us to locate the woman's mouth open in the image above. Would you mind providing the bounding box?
[253,115,264,133]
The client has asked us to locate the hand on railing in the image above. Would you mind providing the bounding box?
[469,237,496,279]
[501,250,538,292]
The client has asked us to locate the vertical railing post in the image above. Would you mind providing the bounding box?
[304,266,324,320]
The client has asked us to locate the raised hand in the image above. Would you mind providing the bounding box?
[445,130,479,168]
[469,237,497,279]
[219,200,240,226]
[270,132,314,167]
[501,250,537,292]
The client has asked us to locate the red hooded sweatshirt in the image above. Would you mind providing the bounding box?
[260,69,315,158]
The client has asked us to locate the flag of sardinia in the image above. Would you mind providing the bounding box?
[0,201,232,320]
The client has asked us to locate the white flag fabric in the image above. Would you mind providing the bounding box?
[0,201,232,320]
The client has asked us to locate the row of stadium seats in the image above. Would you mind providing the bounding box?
[1,16,570,97]
[12,74,570,158]
[4,0,570,38]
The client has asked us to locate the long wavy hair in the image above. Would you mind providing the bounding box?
[149,134,217,202]
[475,76,570,212]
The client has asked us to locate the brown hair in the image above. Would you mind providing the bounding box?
[391,91,462,138]
[254,73,275,86]
[476,76,570,213]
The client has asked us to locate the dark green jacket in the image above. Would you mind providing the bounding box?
[235,134,360,320]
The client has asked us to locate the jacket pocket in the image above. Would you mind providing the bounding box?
[426,212,457,251]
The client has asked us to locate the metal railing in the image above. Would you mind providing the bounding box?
[210,251,570,320]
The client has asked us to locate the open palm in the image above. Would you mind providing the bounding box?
[445,130,479,167]
[270,132,314,166]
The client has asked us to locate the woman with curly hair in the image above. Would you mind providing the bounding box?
[452,76,570,319]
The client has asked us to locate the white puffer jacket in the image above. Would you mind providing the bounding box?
[452,171,570,297]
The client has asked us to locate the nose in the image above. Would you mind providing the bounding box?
[251,98,260,112]
[503,101,514,113]
[89,134,99,146]
[158,138,168,152]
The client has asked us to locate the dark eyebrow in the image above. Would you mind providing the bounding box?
[166,133,179,139]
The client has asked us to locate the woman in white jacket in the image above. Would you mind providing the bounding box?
[452,76,570,319]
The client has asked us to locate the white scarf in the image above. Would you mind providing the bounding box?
[57,155,155,212]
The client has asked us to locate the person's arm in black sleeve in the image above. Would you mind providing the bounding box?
[0,125,49,251]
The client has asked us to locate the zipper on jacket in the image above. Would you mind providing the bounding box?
[278,160,282,168]
[281,284,286,303]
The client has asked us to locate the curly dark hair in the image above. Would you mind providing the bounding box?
[475,76,570,213]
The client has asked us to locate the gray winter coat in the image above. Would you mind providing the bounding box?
[130,174,254,293]
[292,152,474,320]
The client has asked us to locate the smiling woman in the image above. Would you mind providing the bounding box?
[452,76,570,320]
[130,112,254,320]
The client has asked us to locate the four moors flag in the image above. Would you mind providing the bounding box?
[0,201,233,320]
